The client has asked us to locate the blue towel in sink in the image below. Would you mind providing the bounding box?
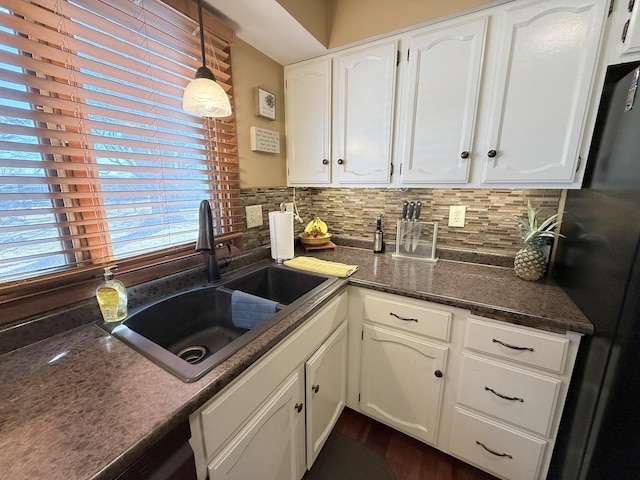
[231,290,278,329]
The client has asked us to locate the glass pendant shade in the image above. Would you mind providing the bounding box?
[183,68,232,117]
[183,0,232,118]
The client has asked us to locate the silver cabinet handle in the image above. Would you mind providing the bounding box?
[476,441,512,459]
[389,312,418,323]
[485,386,524,403]
[492,338,534,352]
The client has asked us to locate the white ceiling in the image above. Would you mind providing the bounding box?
[204,0,328,65]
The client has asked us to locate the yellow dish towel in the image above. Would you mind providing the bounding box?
[284,256,358,278]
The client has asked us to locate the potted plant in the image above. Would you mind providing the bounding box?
[514,201,564,281]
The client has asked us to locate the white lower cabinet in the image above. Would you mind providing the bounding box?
[207,368,306,480]
[305,321,347,467]
[449,407,547,480]
[346,287,582,480]
[450,316,581,480]
[360,324,447,444]
[191,287,582,480]
[189,291,348,480]
[457,354,561,437]
[353,289,452,445]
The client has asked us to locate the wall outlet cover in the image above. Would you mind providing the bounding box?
[448,205,466,227]
[245,205,263,228]
[285,202,294,212]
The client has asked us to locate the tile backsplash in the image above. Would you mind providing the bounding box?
[241,187,562,256]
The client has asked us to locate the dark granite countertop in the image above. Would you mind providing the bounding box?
[0,245,591,480]
[309,246,592,335]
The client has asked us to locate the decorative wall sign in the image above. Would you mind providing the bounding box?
[250,126,280,153]
[254,87,276,120]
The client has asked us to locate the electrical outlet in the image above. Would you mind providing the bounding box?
[285,202,294,212]
[245,205,263,228]
[448,205,466,227]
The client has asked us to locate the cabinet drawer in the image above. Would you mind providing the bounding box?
[363,292,451,341]
[450,408,546,480]
[465,317,569,373]
[457,354,561,436]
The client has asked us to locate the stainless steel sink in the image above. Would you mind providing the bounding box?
[100,264,337,382]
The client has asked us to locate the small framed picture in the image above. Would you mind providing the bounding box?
[254,87,276,120]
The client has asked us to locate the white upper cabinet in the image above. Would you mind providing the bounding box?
[284,0,609,188]
[399,17,487,185]
[333,41,398,185]
[285,58,332,185]
[622,0,640,56]
[285,42,398,187]
[480,0,607,185]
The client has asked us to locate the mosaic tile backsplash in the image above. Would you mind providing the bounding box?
[241,187,562,256]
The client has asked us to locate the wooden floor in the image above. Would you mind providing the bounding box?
[334,408,499,480]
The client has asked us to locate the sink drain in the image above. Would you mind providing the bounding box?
[177,345,207,364]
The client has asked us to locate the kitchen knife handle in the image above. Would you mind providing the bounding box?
[402,201,408,219]
[414,202,422,221]
[407,201,415,220]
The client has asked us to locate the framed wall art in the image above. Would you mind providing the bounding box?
[254,87,276,120]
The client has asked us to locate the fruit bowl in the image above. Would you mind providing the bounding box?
[299,233,332,246]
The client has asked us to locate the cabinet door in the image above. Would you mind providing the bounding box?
[208,370,306,480]
[360,324,447,444]
[482,0,606,184]
[622,0,640,56]
[305,321,347,467]
[333,41,398,184]
[400,18,486,184]
[285,58,332,185]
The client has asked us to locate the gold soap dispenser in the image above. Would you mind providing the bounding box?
[96,265,128,322]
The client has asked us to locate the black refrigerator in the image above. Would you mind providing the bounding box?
[549,62,640,480]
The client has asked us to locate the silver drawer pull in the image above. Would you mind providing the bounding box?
[492,338,534,352]
[389,312,418,323]
[476,440,512,459]
[484,386,524,403]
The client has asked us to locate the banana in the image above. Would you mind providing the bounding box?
[304,217,329,237]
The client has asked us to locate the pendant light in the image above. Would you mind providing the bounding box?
[183,0,232,117]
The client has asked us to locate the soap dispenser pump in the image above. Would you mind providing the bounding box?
[96,265,128,322]
[373,215,385,253]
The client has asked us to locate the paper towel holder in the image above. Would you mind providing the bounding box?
[269,203,294,264]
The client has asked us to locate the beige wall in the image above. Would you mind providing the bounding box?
[328,0,498,48]
[231,39,287,188]
[276,0,331,47]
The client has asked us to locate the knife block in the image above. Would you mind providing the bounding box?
[393,220,439,262]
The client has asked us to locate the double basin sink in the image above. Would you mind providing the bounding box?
[99,264,337,382]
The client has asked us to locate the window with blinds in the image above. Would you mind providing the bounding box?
[0,0,240,285]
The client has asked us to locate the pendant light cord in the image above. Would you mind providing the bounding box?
[193,0,215,81]
[197,0,206,69]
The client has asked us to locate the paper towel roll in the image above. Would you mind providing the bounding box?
[268,211,294,263]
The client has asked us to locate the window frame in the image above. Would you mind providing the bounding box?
[0,0,240,327]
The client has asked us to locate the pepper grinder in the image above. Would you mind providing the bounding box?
[373,214,384,253]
